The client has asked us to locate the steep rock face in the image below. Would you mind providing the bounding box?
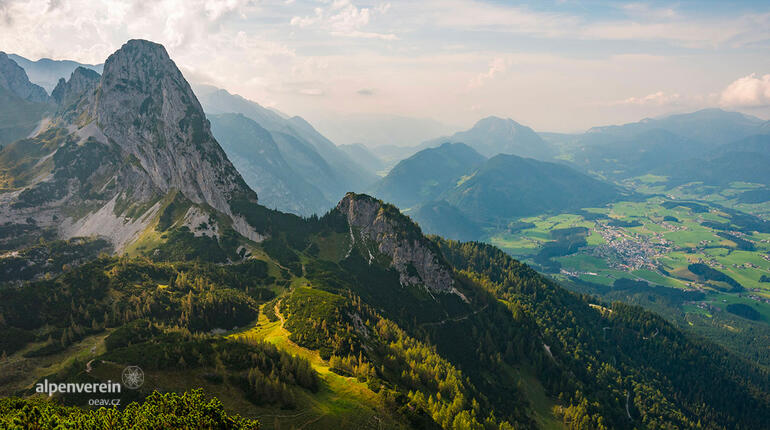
[0,39,262,251]
[51,67,100,106]
[0,52,49,103]
[337,193,464,300]
[92,40,256,217]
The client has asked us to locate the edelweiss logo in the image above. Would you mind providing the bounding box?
[121,365,144,390]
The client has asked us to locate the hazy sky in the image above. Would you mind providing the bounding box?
[2,0,770,132]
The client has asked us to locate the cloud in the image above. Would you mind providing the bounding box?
[468,57,508,89]
[419,0,770,49]
[719,73,770,107]
[290,0,397,40]
[611,91,682,106]
[357,88,374,96]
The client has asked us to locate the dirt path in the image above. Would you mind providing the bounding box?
[275,299,285,326]
[419,304,489,327]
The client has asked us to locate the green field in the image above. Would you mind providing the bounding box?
[485,196,770,322]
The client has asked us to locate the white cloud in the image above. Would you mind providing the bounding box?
[290,0,397,40]
[418,0,770,49]
[720,73,770,107]
[468,57,508,89]
[2,0,770,132]
[612,91,682,106]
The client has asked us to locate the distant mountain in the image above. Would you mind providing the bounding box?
[7,54,103,93]
[421,116,555,160]
[0,52,48,102]
[194,84,289,130]
[314,113,457,147]
[586,108,766,146]
[713,133,770,156]
[655,134,770,187]
[371,143,622,239]
[443,154,624,223]
[570,129,708,179]
[209,113,331,215]
[368,143,424,168]
[372,142,486,209]
[338,143,385,175]
[0,54,50,145]
[409,200,483,241]
[195,85,376,207]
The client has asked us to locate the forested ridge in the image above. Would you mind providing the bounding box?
[0,199,769,429]
[436,239,770,429]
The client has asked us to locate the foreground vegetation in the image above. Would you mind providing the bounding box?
[0,390,260,429]
[1,196,770,429]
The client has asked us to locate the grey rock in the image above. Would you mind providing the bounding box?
[51,67,100,106]
[337,193,459,298]
[92,40,256,219]
[0,39,262,251]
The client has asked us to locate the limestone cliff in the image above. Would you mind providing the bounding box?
[51,67,100,107]
[0,39,261,251]
[337,193,466,300]
[91,40,255,217]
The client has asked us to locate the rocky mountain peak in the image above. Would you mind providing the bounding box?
[91,39,256,220]
[0,39,262,252]
[0,52,49,103]
[337,193,465,300]
[51,66,100,106]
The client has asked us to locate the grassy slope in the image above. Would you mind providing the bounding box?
[0,331,112,397]
[228,301,403,430]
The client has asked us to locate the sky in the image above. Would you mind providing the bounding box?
[1,0,770,134]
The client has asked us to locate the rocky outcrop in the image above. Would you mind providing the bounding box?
[0,52,49,102]
[337,193,464,300]
[91,40,257,223]
[0,39,263,252]
[51,66,100,106]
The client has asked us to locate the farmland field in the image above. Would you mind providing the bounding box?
[485,195,770,364]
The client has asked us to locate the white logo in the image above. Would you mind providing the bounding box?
[121,365,144,390]
[35,380,121,397]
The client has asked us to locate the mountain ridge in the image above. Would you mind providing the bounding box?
[1,39,770,430]
[7,53,103,93]
[421,116,555,160]
[0,52,48,103]
[0,39,262,251]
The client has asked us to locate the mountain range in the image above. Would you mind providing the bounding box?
[372,142,624,240]
[2,55,378,217]
[421,116,556,160]
[194,85,377,215]
[1,40,770,429]
[561,109,770,185]
[0,40,262,254]
[6,54,103,93]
